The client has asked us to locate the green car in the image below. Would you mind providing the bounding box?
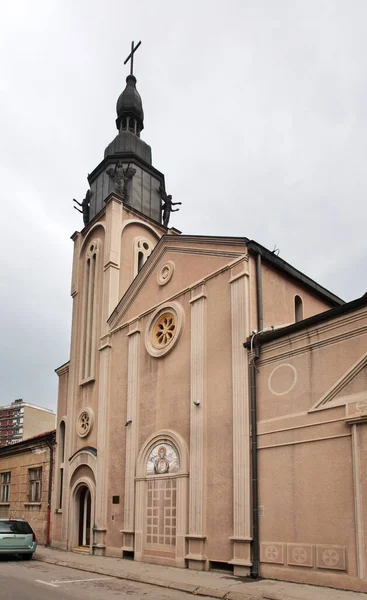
[0,519,37,559]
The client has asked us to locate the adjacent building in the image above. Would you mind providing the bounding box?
[244,294,367,593]
[0,430,56,545]
[0,399,56,447]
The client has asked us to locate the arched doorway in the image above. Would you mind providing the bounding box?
[135,430,189,567]
[77,485,91,547]
[68,454,96,552]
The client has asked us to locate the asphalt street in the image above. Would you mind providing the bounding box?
[0,557,214,600]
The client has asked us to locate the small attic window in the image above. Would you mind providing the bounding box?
[295,295,303,322]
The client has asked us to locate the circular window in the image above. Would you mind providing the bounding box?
[76,407,94,438]
[152,312,176,348]
[157,261,175,286]
[145,302,184,358]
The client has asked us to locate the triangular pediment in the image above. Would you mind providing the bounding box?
[108,235,247,330]
[310,351,367,411]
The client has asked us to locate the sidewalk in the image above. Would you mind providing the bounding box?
[35,546,367,600]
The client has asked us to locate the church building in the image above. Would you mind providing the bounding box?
[51,46,367,593]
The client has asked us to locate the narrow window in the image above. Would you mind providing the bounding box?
[29,468,42,502]
[59,469,64,510]
[134,238,153,277]
[81,240,99,382]
[57,421,66,509]
[59,421,65,464]
[0,472,11,502]
[137,251,144,273]
[295,295,303,322]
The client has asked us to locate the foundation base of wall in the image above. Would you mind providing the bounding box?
[233,564,251,576]
[186,554,207,571]
[122,530,135,552]
[51,541,67,551]
[93,544,106,556]
[230,538,252,577]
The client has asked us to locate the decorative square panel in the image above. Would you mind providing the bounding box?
[260,542,285,564]
[316,545,346,571]
[287,543,314,568]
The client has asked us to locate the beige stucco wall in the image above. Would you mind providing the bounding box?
[256,304,367,592]
[260,260,335,330]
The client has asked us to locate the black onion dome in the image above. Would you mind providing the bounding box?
[116,75,144,132]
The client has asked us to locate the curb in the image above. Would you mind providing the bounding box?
[34,555,279,600]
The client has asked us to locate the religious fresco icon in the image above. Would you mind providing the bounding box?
[146,443,179,475]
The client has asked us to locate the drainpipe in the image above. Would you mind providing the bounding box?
[248,250,263,578]
[249,336,260,578]
[45,438,54,547]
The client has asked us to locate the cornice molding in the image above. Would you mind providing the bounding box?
[55,362,70,376]
[258,324,367,367]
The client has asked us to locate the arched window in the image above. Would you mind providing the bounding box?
[59,421,65,463]
[80,239,99,382]
[295,295,303,322]
[134,238,153,277]
[57,420,66,509]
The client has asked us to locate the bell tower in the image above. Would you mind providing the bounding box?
[78,41,166,226]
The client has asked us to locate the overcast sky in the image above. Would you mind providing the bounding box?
[0,0,366,412]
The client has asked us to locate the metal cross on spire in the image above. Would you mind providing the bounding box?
[124,40,142,76]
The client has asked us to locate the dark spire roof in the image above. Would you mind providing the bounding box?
[116,74,144,133]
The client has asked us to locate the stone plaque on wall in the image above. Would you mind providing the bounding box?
[316,545,347,571]
[287,543,314,568]
[260,542,285,564]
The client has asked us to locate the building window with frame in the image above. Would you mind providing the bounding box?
[294,294,304,322]
[0,472,11,502]
[133,237,153,277]
[29,468,42,502]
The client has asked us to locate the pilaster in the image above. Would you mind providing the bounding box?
[102,196,122,335]
[93,337,112,554]
[351,424,365,578]
[186,284,207,570]
[346,407,367,579]
[229,261,252,575]
[122,321,140,554]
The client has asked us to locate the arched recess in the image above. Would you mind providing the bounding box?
[135,430,189,568]
[56,419,66,509]
[79,223,106,257]
[120,219,161,240]
[68,459,96,553]
[79,232,104,383]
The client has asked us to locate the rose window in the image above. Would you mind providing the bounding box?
[152,313,176,348]
[145,302,184,358]
[76,407,94,438]
[80,412,89,431]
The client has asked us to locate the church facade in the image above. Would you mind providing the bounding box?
[51,59,367,592]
